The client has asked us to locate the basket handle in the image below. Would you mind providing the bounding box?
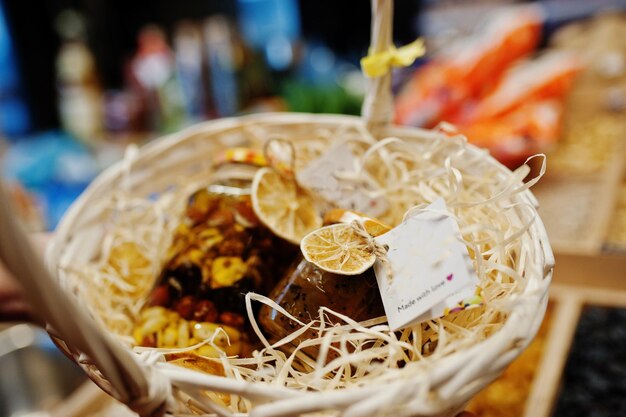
[361,0,394,134]
[0,180,169,417]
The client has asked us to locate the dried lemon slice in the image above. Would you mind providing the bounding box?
[251,167,322,245]
[323,209,391,237]
[300,223,376,275]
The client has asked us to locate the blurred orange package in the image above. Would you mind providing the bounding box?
[457,99,564,168]
[468,51,583,121]
[395,5,543,127]
[453,52,583,167]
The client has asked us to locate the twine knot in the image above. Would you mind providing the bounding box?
[350,220,393,281]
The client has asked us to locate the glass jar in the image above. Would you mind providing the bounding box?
[259,211,387,354]
[135,155,298,355]
[259,258,384,344]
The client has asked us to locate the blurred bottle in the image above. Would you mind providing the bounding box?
[174,21,207,122]
[103,89,145,135]
[0,2,31,137]
[237,0,300,72]
[129,25,186,133]
[280,42,364,115]
[203,16,240,117]
[55,10,103,143]
[236,0,300,111]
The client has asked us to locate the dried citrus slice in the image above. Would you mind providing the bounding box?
[300,223,376,275]
[251,167,322,244]
[323,209,392,237]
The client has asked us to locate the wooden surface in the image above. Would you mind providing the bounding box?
[552,252,626,291]
[534,139,626,256]
[523,283,626,417]
[524,295,581,417]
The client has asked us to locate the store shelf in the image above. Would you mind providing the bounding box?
[468,282,626,417]
[553,252,626,291]
[529,284,626,417]
[534,138,626,256]
[524,296,581,417]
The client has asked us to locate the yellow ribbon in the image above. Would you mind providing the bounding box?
[360,38,426,78]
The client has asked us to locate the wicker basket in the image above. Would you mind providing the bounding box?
[12,1,554,417]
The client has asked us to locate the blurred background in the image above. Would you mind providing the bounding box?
[0,0,422,229]
[1,1,626,416]
[0,0,625,233]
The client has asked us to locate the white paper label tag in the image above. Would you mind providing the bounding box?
[373,198,480,331]
[297,142,388,217]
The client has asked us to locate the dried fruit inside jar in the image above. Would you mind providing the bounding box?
[134,156,298,357]
[259,210,389,357]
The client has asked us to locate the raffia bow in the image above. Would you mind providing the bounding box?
[360,38,425,78]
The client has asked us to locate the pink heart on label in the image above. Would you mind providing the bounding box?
[446,274,454,281]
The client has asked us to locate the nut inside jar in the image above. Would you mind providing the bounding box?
[134,156,298,357]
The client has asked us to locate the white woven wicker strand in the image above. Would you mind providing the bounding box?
[0,0,555,416]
